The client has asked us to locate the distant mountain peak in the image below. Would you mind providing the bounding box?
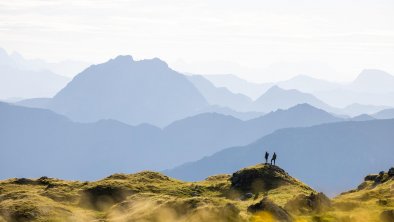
[355,69,394,82]
[110,55,134,64]
[289,103,316,110]
[262,85,302,96]
[139,57,169,69]
[265,85,284,93]
[104,55,169,69]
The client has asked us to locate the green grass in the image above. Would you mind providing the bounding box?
[0,165,393,222]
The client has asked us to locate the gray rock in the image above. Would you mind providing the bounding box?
[380,210,394,222]
[240,192,254,200]
[248,198,292,222]
[388,167,394,177]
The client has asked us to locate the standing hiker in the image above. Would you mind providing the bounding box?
[271,152,277,165]
[264,152,269,164]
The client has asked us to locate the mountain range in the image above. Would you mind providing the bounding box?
[0,48,70,100]
[164,118,394,195]
[186,75,252,111]
[45,56,209,126]
[0,102,343,183]
[7,53,393,120]
[15,56,267,126]
[204,69,394,109]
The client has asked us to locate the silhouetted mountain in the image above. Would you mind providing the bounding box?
[16,98,51,108]
[350,114,375,121]
[373,108,394,119]
[203,71,394,109]
[0,48,69,100]
[313,70,394,107]
[187,75,252,111]
[203,74,273,99]
[197,105,264,121]
[277,75,340,93]
[47,56,209,127]
[9,50,89,77]
[0,102,342,180]
[314,89,394,108]
[250,86,334,113]
[164,119,394,195]
[160,103,342,163]
[0,102,163,179]
[340,103,390,117]
[349,69,394,93]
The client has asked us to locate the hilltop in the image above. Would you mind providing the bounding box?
[332,167,394,222]
[1,164,393,221]
[0,164,314,222]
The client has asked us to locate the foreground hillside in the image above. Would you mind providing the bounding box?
[1,164,393,222]
[0,164,313,222]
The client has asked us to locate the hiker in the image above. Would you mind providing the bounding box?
[271,152,277,165]
[264,152,269,164]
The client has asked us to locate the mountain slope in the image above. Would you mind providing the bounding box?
[47,55,208,127]
[0,164,315,222]
[203,74,273,99]
[250,86,335,113]
[349,69,394,93]
[161,103,342,163]
[341,103,390,117]
[0,102,342,180]
[277,74,340,93]
[333,167,394,222]
[187,75,252,111]
[0,48,69,100]
[165,119,394,195]
[0,102,163,180]
[373,108,394,119]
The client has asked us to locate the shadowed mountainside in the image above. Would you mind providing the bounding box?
[47,55,208,127]
[0,102,342,182]
[164,119,394,195]
[186,75,252,111]
[0,48,69,100]
[249,86,335,113]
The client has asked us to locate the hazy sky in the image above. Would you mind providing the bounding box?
[1,0,393,82]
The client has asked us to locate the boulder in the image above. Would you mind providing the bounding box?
[388,167,394,177]
[231,164,298,193]
[364,174,378,181]
[248,198,292,222]
[284,192,331,214]
[380,210,394,222]
[79,185,133,210]
[240,192,254,200]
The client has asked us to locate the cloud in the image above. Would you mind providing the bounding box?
[0,0,393,81]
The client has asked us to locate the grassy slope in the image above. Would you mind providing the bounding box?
[0,164,313,222]
[330,172,394,222]
[0,165,392,222]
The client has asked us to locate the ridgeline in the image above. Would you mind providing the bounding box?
[0,164,393,222]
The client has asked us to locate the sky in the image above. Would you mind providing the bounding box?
[0,0,394,82]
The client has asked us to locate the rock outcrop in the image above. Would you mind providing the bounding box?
[230,164,304,193]
[248,198,293,222]
[284,192,331,214]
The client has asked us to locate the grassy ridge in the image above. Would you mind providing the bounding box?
[0,164,392,222]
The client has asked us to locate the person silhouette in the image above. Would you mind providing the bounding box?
[271,152,277,165]
[264,152,269,164]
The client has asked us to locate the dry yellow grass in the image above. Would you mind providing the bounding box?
[0,165,392,222]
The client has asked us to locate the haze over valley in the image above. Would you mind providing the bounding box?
[1,1,394,221]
